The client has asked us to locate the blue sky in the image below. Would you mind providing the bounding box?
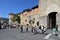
[0,0,38,18]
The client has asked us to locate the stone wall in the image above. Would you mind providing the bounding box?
[9,0,60,28]
[39,16,47,27]
[39,0,60,16]
[56,13,60,31]
[19,8,40,26]
[9,15,14,25]
[38,0,60,30]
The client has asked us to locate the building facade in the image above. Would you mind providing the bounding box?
[9,5,40,27]
[9,0,60,31]
[39,0,60,31]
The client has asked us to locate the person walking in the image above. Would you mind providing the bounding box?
[0,22,1,29]
[31,27,34,33]
[52,27,57,35]
[26,27,28,32]
[33,26,39,34]
[39,25,41,29]
[26,24,29,32]
[40,24,44,34]
[20,25,23,33]
[52,25,58,36]
[56,25,58,32]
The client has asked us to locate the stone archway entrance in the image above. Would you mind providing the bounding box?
[48,12,57,29]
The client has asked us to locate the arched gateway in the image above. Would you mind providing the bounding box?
[46,4,60,29]
[47,12,57,29]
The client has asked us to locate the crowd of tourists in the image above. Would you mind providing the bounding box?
[0,21,58,35]
[20,24,58,36]
[0,21,19,29]
[0,21,47,34]
[0,21,8,29]
[20,24,47,34]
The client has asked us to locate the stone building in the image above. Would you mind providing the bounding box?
[38,0,60,31]
[9,0,60,31]
[9,13,15,25]
[9,13,20,25]
[9,5,40,27]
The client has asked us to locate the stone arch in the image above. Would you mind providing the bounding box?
[47,12,57,29]
[46,4,60,15]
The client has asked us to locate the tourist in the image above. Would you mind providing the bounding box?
[26,24,29,32]
[31,27,34,33]
[20,25,23,33]
[44,26,47,32]
[56,25,58,32]
[0,22,1,29]
[40,24,44,34]
[26,27,28,32]
[33,26,39,34]
[52,28,56,34]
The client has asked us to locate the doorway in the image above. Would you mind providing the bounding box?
[48,12,57,29]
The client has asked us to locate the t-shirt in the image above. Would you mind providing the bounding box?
[52,28,56,32]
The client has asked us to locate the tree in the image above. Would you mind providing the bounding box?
[9,13,15,22]
[29,19,35,26]
[37,21,39,26]
[29,19,32,25]
[32,18,35,24]
[25,20,27,22]
[14,15,21,24]
[17,16,21,24]
[32,21,34,24]
[11,17,15,22]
